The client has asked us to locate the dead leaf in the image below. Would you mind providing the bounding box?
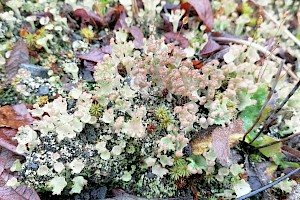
[200,37,221,57]
[74,6,124,28]
[0,128,19,155]
[192,60,204,69]
[0,148,40,200]
[0,149,22,174]
[180,2,191,16]
[77,45,112,64]
[88,11,106,27]
[104,5,124,28]
[164,32,189,48]
[83,60,97,72]
[114,10,128,30]
[73,8,105,28]
[0,104,34,129]
[187,0,214,32]
[211,119,244,165]
[130,26,144,49]
[277,49,297,65]
[5,39,29,82]
[0,171,40,200]
[77,50,105,64]
[35,12,54,21]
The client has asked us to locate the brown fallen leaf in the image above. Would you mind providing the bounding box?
[211,119,244,165]
[180,2,191,16]
[0,128,19,155]
[104,5,124,28]
[200,37,221,57]
[192,60,204,69]
[5,39,29,82]
[73,8,106,28]
[0,104,35,129]
[187,0,214,32]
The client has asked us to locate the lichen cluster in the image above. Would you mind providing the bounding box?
[1,0,300,199]
[10,31,261,198]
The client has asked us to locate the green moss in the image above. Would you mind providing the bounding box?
[155,106,174,128]
[89,102,104,117]
[170,157,190,180]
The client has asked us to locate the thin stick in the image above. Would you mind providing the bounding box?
[242,61,284,142]
[249,78,300,144]
[212,36,299,81]
[254,132,300,150]
[237,167,300,200]
[266,78,300,121]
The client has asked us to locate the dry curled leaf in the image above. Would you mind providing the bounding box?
[212,119,244,165]
[187,0,214,32]
[0,104,34,129]
[5,39,29,82]
[200,37,221,57]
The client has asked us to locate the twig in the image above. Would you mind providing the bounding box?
[249,78,300,144]
[282,145,300,160]
[267,78,300,119]
[242,61,284,142]
[237,167,300,200]
[250,0,300,47]
[254,132,300,149]
[212,36,299,81]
